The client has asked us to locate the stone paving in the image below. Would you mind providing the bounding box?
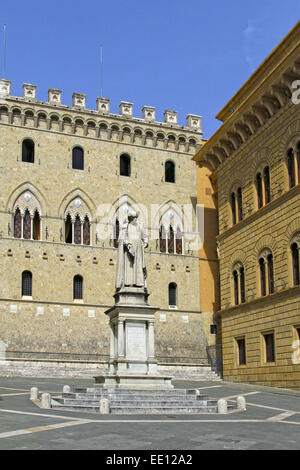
[0,377,299,450]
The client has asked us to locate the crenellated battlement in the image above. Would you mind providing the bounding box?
[0,79,202,134]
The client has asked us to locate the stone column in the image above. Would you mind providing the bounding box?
[117,319,125,358]
[148,320,155,359]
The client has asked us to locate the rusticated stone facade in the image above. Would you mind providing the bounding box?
[0,83,219,378]
[193,22,300,389]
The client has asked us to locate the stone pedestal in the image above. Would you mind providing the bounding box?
[94,287,173,390]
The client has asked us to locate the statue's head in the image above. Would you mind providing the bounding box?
[128,209,137,221]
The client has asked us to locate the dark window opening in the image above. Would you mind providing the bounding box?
[287,148,295,188]
[264,166,271,204]
[237,338,246,365]
[259,258,266,296]
[33,210,41,240]
[120,154,131,176]
[22,271,32,296]
[165,161,175,183]
[72,146,84,170]
[22,139,34,163]
[267,253,274,294]
[291,243,300,286]
[264,333,275,363]
[237,187,243,221]
[168,282,177,307]
[231,192,236,225]
[73,275,83,300]
[83,217,90,246]
[114,219,120,248]
[74,215,81,245]
[256,172,263,209]
[65,214,73,244]
[23,209,31,240]
[14,208,22,238]
[233,270,239,305]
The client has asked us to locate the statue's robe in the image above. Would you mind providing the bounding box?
[115,220,148,290]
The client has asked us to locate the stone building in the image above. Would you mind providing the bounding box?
[0,80,219,378]
[193,21,300,389]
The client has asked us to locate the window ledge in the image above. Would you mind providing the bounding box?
[22,296,32,300]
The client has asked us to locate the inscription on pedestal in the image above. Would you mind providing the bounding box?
[126,322,146,359]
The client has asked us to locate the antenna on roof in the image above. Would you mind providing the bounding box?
[100,44,103,97]
[3,24,6,78]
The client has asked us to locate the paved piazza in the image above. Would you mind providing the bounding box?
[0,377,299,451]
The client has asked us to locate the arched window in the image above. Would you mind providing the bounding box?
[168,226,175,254]
[159,226,166,253]
[22,139,34,163]
[264,166,271,204]
[23,209,31,240]
[114,219,120,248]
[72,146,84,170]
[287,148,295,188]
[165,161,175,183]
[233,270,239,305]
[256,172,263,209]
[120,154,131,176]
[22,271,32,297]
[232,264,245,305]
[291,242,300,286]
[83,216,90,246]
[14,208,22,238]
[74,215,81,245]
[73,275,83,300]
[237,187,243,221]
[175,227,183,255]
[267,253,274,294]
[65,214,73,244]
[169,282,177,307]
[240,266,245,303]
[33,210,41,240]
[231,192,236,225]
[259,250,274,296]
[259,257,266,296]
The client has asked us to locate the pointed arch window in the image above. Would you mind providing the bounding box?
[175,227,183,255]
[72,146,84,170]
[165,161,175,183]
[267,253,274,294]
[33,210,41,240]
[14,208,22,238]
[120,154,131,176]
[22,139,34,163]
[159,226,166,253]
[73,275,83,300]
[22,271,32,297]
[168,226,175,254]
[74,215,82,245]
[83,216,90,246]
[169,282,177,307]
[23,209,31,240]
[65,214,73,244]
[114,219,120,248]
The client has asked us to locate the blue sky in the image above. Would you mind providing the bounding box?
[1,0,299,138]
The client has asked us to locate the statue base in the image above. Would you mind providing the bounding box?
[98,287,174,390]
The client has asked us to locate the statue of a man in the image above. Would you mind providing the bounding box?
[115,210,148,290]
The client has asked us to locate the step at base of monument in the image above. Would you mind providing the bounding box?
[50,388,233,414]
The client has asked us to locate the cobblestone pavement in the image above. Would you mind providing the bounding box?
[0,377,299,451]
